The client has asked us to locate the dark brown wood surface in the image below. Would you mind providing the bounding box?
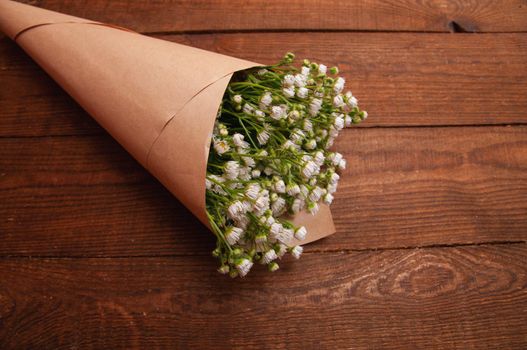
[1,1,526,349]
[2,32,527,136]
[1,245,526,349]
[17,0,527,33]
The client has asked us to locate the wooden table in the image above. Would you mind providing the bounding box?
[1,1,527,348]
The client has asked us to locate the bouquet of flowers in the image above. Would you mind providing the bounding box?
[207,53,367,276]
[0,1,367,278]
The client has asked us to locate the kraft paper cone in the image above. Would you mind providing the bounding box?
[0,0,335,244]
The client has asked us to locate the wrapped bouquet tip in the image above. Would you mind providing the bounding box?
[0,0,367,277]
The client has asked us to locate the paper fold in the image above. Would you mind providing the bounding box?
[0,0,335,244]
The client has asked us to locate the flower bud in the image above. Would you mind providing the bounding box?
[268,262,280,272]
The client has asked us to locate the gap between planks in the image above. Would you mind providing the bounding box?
[1,241,525,260]
[1,123,526,140]
[140,28,527,36]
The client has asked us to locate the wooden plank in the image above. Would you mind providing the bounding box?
[1,32,526,137]
[0,244,525,349]
[14,0,527,33]
[1,126,526,257]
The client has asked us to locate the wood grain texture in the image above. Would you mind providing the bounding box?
[0,244,526,349]
[13,0,527,33]
[1,2,527,348]
[1,32,526,137]
[1,126,526,257]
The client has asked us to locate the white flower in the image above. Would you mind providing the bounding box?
[318,64,327,75]
[334,115,345,131]
[225,226,244,245]
[253,195,270,214]
[330,172,340,184]
[295,226,307,241]
[303,119,313,133]
[238,166,252,181]
[314,151,325,166]
[283,74,295,87]
[255,233,267,245]
[299,184,310,199]
[236,258,253,277]
[245,183,261,200]
[279,228,294,244]
[209,175,226,195]
[271,105,286,120]
[269,222,283,240]
[274,180,286,193]
[294,73,307,87]
[345,115,352,127]
[328,152,343,167]
[254,110,265,121]
[329,125,339,138]
[261,249,278,264]
[283,87,295,98]
[224,161,240,179]
[271,196,286,216]
[347,95,358,108]
[333,95,345,108]
[233,94,242,104]
[282,140,298,151]
[309,186,324,202]
[205,178,212,190]
[276,244,288,258]
[243,103,255,115]
[260,92,272,108]
[257,128,270,145]
[213,139,230,155]
[291,129,306,143]
[301,66,310,76]
[241,156,254,168]
[334,77,345,94]
[297,87,309,98]
[242,200,252,211]
[291,245,303,259]
[307,201,319,215]
[304,139,317,150]
[286,183,300,196]
[232,133,249,148]
[325,136,335,149]
[309,98,323,116]
[251,169,261,178]
[362,111,368,119]
[301,160,319,179]
[338,158,347,170]
[323,193,334,205]
[292,198,305,213]
[228,200,246,220]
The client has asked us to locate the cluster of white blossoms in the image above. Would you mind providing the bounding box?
[206,53,367,277]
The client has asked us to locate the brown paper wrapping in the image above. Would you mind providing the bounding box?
[0,0,335,244]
